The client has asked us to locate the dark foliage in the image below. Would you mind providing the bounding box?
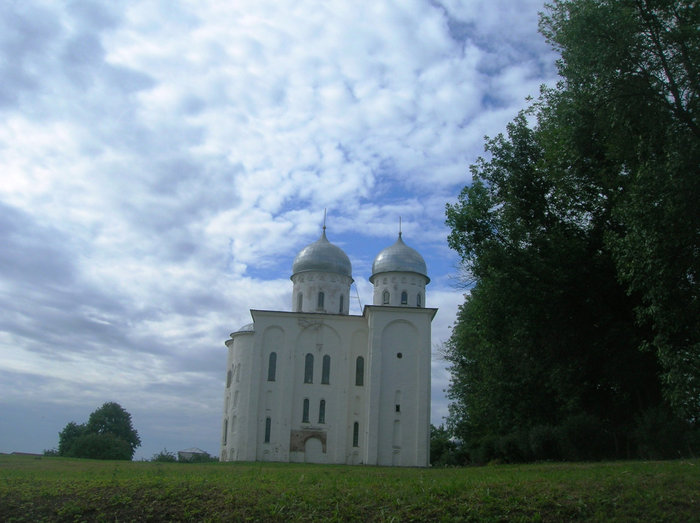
[444,0,699,462]
[430,424,467,466]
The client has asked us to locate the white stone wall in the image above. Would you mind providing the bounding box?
[221,329,255,461]
[221,295,435,467]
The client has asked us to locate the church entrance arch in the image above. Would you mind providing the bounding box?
[304,436,326,463]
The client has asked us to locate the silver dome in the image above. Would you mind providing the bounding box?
[370,234,429,283]
[230,322,254,337]
[292,229,352,278]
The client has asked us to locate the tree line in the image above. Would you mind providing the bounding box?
[443,0,698,464]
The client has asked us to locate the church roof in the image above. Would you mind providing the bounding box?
[291,229,352,278]
[370,233,429,283]
[179,447,207,454]
[230,323,254,337]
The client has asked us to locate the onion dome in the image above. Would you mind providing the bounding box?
[370,233,429,283]
[292,229,352,278]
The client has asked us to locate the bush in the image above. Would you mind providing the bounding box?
[179,452,218,463]
[468,435,497,465]
[494,431,530,463]
[68,433,133,460]
[557,414,608,461]
[633,406,698,459]
[430,425,466,466]
[151,449,177,462]
[529,425,561,461]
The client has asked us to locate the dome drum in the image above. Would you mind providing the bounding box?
[291,229,353,315]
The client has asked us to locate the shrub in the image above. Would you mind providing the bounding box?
[632,406,697,459]
[529,425,561,461]
[179,452,218,463]
[68,433,133,460]
[430,425,466,466]
[494,431,530,463]
[151,449,177,462]
[468,435,497,465]
[557,414,608,461]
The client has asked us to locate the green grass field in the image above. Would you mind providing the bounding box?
[0,454,698,521]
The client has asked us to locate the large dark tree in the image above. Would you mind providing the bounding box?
[540,0,700,424]
[445,0,699,462]
[58,402,141,460]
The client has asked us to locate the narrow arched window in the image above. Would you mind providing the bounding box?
[267,352,277,382]
[416,293,422,308]
[382,290,390,304]
[264,417,271,443]
[355,356,364,386]
[339,295,344,313]
[226,370,232,388]
[297,293,303,311]
[318,400,326,424]
[321,355,330,384]
[302,398,310,423]
[317,291,324,309]
[401,291,407,304]
[223,419,228,445]
[304,353,313,383]
[353,422,359,447]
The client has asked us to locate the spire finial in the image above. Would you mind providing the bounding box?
[323,208,327,232]
[399,216,402,238]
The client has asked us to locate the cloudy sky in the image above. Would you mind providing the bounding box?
[0,0,557,459]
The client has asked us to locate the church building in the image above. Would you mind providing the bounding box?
[220,226,436,466]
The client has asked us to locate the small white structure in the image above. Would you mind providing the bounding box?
[220,228,436,466]
[178,447,208,461]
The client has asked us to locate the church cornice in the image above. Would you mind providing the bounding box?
[362,305,438,321]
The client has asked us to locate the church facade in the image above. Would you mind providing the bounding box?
[220,228,436,466]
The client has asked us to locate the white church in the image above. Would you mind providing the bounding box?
[220,226,436,466]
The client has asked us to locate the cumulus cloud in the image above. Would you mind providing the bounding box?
[0,0,556,457]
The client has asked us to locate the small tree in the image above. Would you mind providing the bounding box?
[57,402,141,460]
[86,402,141,456]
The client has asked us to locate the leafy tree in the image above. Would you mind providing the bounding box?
[445,0,699,460]
[540,0,700,420]
[58,421,87,456]
[58,402,141,460]
[86,402,141,455]
[445,116,663,460]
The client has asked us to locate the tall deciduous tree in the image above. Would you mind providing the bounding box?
[539,0,700,421]
[445,0,698,461]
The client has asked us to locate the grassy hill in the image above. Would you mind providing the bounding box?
[1,454,698,521]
